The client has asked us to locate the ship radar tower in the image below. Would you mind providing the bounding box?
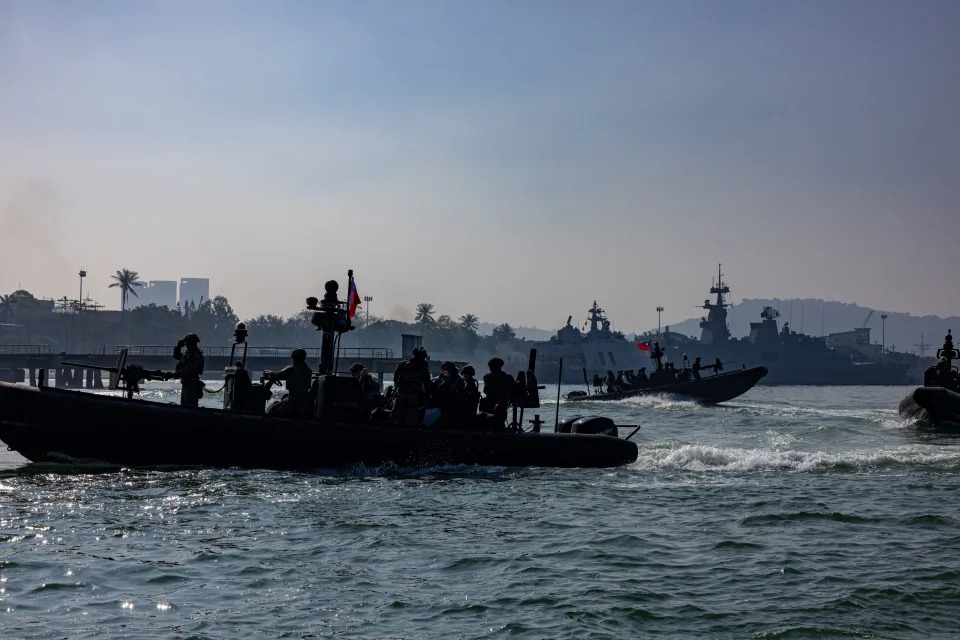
[587,301,611,335]
[699,263,731,344]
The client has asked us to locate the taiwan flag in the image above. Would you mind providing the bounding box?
[638,341,652,351]
[348,275,361,318]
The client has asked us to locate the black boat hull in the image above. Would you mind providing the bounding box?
[567,366,768,404]
[898,386,960,428]
[0,382,637,469]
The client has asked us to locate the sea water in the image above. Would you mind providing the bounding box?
[1,384,958,639]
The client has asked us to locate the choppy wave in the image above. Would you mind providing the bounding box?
[633,442,960,473]
[721,400,898,423]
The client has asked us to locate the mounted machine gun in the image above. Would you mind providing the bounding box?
[61,349,165,399]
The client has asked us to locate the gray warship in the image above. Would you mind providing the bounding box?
[533,303,648,384]
[657,266,916,385]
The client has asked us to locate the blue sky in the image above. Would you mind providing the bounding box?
[2,0,959,332]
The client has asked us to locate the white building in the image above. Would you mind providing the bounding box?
[180,278,210,310]
[131,280,178,310]
[129,285,150,309]
[146,280,177,309]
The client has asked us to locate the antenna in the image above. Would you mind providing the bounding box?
[914,334,931,358]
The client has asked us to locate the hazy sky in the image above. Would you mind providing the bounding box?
[2,0,959,332]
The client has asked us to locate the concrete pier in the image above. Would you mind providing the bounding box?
[0,368,25,383]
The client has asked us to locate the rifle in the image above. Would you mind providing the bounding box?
[703,359,735,375]
[62,348,165,399]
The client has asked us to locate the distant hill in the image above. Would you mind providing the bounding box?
[648,299,957,357]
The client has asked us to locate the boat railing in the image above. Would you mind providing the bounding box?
[111,345,394,359]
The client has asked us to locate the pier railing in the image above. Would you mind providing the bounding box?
[111,345,394,359]
[0,344,52,355]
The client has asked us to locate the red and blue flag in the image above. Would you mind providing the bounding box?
[348,275,361,319]
[638,341,652,351]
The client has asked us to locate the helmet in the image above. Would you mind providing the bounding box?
[441,361,458,373]
[488,357,505,370]
[183,333,200,346]
[462,365,476,376]
[413,347,428,360]
[291,348,307,363]
[350,362,364,373]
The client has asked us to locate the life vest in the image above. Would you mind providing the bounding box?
[396,359,429,396]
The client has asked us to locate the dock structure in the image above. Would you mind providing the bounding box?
[0,345,462,389]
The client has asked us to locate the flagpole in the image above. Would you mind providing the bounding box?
[336,268,354,373]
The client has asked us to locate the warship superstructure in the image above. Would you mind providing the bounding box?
[658,266,916,385]
[534,303,647,383]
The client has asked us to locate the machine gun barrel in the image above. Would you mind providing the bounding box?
[61,361,119,372]
[60,361,165,381]
[125,365,167,382]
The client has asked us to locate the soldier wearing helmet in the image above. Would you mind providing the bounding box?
[390,347,431,425]
[637,366,648,386]
[167,333,205,407]
[267,348,314,417]
[351,362,382,398]
[430,362,466,427]
[480,357,517,417]
[460,364,481,425]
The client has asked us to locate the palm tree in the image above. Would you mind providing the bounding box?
[415,302,435,324]
[491,322,516,341]
[458,313,479,332]
[109,269,144,312]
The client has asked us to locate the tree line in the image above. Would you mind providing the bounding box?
[1,282,528,364]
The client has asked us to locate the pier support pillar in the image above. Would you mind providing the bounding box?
[55,368,65,388]
[29,368,36,386]
[93,370,104,388]
[85,368,94,388]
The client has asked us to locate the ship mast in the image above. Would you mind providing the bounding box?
[699,263,731,344]
[589,301,601,333]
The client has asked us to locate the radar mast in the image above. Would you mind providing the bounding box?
[699,263,731,344]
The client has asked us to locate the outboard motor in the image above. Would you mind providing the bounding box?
[556,416,583,433]
[569,416,618,437]
[555,415,618,437]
